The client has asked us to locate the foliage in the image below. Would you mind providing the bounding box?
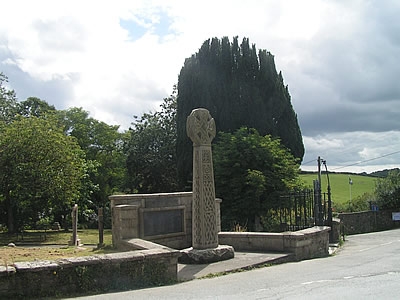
[17,97,56,118]
[125,88,178,193]
[334,192,374,213]
[260,210,284,232]
[60,107,128,226]
[375,169,400,210]
[0,79,57,124]
[0,72,18,124]
[0,116,86,233]
[0,73,129,230]
[177,36,304,188]
[213,127,301,231]
[369,168,397,178]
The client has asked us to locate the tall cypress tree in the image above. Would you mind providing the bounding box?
[176,36,304,189]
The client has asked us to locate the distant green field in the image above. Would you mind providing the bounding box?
[300,173,376,209]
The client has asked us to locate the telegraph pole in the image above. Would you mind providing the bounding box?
[316,156,323,226]
[349,176,353,211]
[322,159,333,241]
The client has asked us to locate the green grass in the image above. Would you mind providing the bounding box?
[0,229,116,264]
[300,173,376,209]
[0,229,112,246]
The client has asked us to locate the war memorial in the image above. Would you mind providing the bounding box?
[0,109,330,298]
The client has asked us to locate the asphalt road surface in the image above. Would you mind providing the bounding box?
[76,228,400,299]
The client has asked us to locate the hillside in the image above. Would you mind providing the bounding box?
[300,172,376,210]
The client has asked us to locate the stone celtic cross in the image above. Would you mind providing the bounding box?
[186,108,216,146]
[187,108,218,249]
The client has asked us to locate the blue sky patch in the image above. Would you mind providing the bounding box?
[152,11,173,37]
[120,11,173,41]
[119,19,147,41]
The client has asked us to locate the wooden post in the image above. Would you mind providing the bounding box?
[98,207,104,247]
[68,204,81,246]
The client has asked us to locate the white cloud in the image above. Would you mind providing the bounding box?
[359,147,381,161]
[0,1,331,110]
[1,0,399,173]
[302,131,400,173]
[303,136,344,152]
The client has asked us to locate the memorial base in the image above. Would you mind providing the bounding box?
[68,239,82,247]
[179,245,235,264]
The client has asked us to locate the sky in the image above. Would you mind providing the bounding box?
[0,0,399,174]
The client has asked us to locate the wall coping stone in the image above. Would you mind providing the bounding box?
[109,192,192,201]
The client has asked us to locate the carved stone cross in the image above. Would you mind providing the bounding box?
[187,108,218,249]
[187,108,216,146]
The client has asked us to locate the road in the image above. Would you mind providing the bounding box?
[76,228,400,299]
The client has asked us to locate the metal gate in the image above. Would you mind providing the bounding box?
[278,189,314,231]
[277,185,332,232]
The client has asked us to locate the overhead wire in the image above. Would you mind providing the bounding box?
[331,150,400,171]
[301,158,316,166]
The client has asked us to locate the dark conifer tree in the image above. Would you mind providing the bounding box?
[176,36,304,189]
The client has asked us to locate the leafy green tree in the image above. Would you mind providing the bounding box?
[17,97,56,118]
[125,88,178,193]
[0,73,126,229]
[333,192,373,213]
[375,169,400,210]
[0,72,18,124]
[60,107,127,225]
[177,36,304,188]
[0,116,85,233]
[213,127,301,231]
[0,77,56,125]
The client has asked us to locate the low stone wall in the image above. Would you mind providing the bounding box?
[109,192,222,250]
[0,245,181,298]
[338,210,398,235]
[219,226,330,260]
[283,227,330,260]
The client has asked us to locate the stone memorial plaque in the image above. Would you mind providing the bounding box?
[143,208,184,237]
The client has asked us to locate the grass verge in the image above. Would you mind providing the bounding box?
[0,229,118,265]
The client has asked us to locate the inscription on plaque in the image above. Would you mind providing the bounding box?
[143,208,184,237]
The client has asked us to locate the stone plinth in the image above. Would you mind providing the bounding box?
[179,245,234,264]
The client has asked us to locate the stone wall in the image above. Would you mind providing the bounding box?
[339,210,399,235]
[282,227,330,260]
[109,192,222,250]
[0,246,181,298]
[331,218,342,243]
[110,192,193,249]
[219,226,330,260]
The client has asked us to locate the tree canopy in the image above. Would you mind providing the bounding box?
[177,36,304,188]
[375,169,400,210]
[125,88,178,193]
[0,73,129,231]
[0,116,85,232]
[213,127,301,231]
[60,107,127,213]
[0,72,18,124]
